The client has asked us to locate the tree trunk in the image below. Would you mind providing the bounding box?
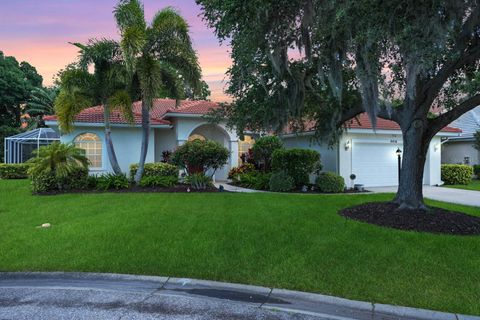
[134,101,150,184]
[393,119,431,210]
[103,104,122,175]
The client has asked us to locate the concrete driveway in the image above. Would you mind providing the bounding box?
[368,185,480,207]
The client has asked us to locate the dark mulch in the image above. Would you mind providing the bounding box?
[228,183,368,194]
[36,185,222,196]
[339,202,480,235]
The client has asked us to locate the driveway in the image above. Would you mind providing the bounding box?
[369,185,480,207]
[1,273,476,320]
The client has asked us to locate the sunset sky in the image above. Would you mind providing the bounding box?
[0,0,232,102]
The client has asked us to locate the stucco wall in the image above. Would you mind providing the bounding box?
[442,140,480,165]
[54,125,155,175]
[154,128,177,162]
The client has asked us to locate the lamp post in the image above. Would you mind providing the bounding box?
[396,148,402,185]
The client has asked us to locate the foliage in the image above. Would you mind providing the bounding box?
[474,164,480,179]
[228,163,256,181]
[27,142,89,179]
[269,171,295,192]
[474,131,480,152]
[238,171,272,190]
[171,139,229,176]
[0,164,30,179]
[251,136,283,171]
[271,148,321,186]
[139,175,178,188]
[316,172,345,193]
[185,173,212,190]
[129,162,178,180]
[31,166,89,193]
[26,87,58,120]
[441,164,473,185]
[95,173,130,190]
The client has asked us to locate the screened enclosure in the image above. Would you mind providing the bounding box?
[4,128,60,164]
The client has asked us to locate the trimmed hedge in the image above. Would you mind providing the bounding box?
[0,163,30,179]
[238,171,272,190]
[441,164,473,185]
[474,164,480,179]
[31,167,89,193]
[316,172,345,193]
[139,175,178,188]
[269,171,295,192]
[271,148,321,186]
[129,162,178,180]
[251,136,283,171]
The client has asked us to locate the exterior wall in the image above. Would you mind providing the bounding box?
[154,128,177,162]
[281,134,339,174]
[442,140,480,165]
[53,125,155,175]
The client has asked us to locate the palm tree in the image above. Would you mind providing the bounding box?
[26,87,58,117]
[114,0,202,183]
[54,39,134,175]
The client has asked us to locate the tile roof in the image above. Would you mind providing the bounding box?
[448,106,480,139]
[43,98,220,126]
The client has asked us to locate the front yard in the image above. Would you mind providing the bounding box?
[444,179,480,191]
[0,180,479,315]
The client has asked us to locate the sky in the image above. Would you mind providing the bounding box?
[0,0,232,102]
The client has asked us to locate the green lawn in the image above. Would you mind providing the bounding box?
[444,179,480,191]
[0,180,479,315]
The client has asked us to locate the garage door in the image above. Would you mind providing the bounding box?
[352,141,401,187]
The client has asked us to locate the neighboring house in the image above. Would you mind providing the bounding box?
[44,99,461,187]
[442,106,480,166]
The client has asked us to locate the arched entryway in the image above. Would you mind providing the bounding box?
[187,123,235,181]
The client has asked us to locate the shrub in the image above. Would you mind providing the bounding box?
[139,175,178,188]
[228,163,256,181]
[473,164,480,179]
[96,173,130,190]
[185,173,213,190]
[238,171,272,190]
[271,148,321,186]
[269,171,295,192]
[31,166,89,193]
[251,136,283,171]
[316,172,345,193]
[0,163,30,179]
[171,140,229,176]
[129,162,178,180]
[441,164,473,185]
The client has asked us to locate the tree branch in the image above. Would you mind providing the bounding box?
[418,6,480,111]
[427,94,480,137]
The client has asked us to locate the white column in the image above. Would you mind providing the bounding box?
[230,140,239,169]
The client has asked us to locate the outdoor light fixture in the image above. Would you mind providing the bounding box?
[396,148,402,184]
[345,140,351,150]
[396,148,402,156]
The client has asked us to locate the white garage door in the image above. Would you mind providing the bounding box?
[352,141,401,187]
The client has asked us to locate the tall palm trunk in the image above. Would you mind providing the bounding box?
[103,103,122,174]
[134,101,150,183]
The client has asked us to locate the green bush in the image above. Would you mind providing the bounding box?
[139,175,178,188]
[228,163,256,181]
[271,148,321,186]
[441,164,473,185]
[238,171,272,190]
[269,171,295,192]
[96,173,130,190]
[473,164,480,179]
[129,162,178,180]
[185,173,213,190]
[171,140,229,175]
[31,166,89,193]
[251,136,284,171]
[0,163,30,179]
[316,172,345,193]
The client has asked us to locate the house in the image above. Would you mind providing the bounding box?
[44,99,461,187]
[442,106,480,166]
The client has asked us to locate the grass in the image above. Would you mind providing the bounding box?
[0,180,479,315]
[443,179,480,191]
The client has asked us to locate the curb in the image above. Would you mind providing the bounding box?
[0,272,478,320]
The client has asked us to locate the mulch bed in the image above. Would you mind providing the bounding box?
[339,202,480,235]
[228,183,368,194]
[36,185,222,196]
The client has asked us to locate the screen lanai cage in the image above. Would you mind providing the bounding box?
[4,128,60,164]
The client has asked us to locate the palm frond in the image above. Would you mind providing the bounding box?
[136,55,163,107]
[108,90,134,124]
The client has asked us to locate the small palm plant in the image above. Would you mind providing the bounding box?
[28,142,89,179]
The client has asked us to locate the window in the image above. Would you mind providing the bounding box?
[238,135,255,163]
[74,133,102,169]
[188,134,206,141]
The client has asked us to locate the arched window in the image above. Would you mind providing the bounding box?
[188,134,206,142]
[74,133,102,169]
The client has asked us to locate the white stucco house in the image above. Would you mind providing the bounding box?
[44,98,461,187]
